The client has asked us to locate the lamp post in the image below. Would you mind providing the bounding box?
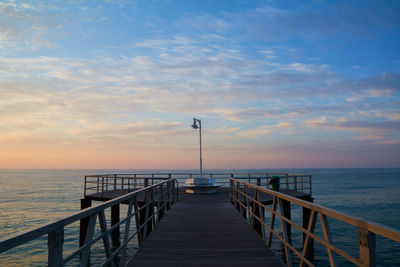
[191,118,202,178]
[183,117,220,193]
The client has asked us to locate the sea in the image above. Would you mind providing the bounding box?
[0,168,399,266]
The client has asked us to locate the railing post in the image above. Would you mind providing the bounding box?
[114,174,117,190]
[294,176,297,191]
[278,198,292,266]
[301,176,304,192]
[111,204,120,245]
[101,176,104,197]
[167,180,171,211]
[48,227,64,267]
[302,196,315,262]
[252,189,264,239]
[235,182,240,211]
[230,175,233,204]
[242,185,248,219]
[79,199,92,248]
[359,228,376,267]
[282,199,292,242]
[286,174,289,189]
[84,176,87,197]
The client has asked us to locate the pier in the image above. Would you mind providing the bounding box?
[128,187,285,266]
[1,173,400,266]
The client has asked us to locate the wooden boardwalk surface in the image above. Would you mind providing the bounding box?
[127,188,285,267]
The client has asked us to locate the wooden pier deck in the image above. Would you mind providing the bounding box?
[127,188,285,267]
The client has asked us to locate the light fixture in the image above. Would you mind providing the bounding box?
[191,118,199,129]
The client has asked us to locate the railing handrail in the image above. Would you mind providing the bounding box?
[230,178,400,242]
[230,178,400,267]
[0,178,176,254]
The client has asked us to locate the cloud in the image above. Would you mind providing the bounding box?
[1,50,398,148]
[305,116,328,126]
[0,1,62,49]
[210,107,280,122]
[238,123,292,139]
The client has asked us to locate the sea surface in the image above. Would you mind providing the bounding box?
[0,168,399,266]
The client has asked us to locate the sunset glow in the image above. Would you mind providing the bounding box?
[1,1,399,168]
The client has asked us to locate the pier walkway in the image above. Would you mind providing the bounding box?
[127,188,285,267]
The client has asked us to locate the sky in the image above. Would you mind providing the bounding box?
[0,0,399,169]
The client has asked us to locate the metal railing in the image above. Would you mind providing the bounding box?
[0,178,177,267]
[230,178,400,267]
[84,173,312,196]
[84,174,174,197]
[230,173,312,195]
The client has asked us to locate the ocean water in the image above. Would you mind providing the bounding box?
[0,168,399,266]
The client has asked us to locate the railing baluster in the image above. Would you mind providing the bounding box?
[120,199,134,267]
[320,214,338,267]
[267,196,277,246]
[278,198,293,267]
[142,191,151,243]
[300,210,317,267]
[134,197,142,247]
[98,210,112,266]
[80,213,97,267]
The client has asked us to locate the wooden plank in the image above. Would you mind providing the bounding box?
[127,189,285,267]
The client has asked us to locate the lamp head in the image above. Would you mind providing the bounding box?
[191,118,199,129]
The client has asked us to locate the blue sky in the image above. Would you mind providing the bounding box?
[1,0,399,168]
